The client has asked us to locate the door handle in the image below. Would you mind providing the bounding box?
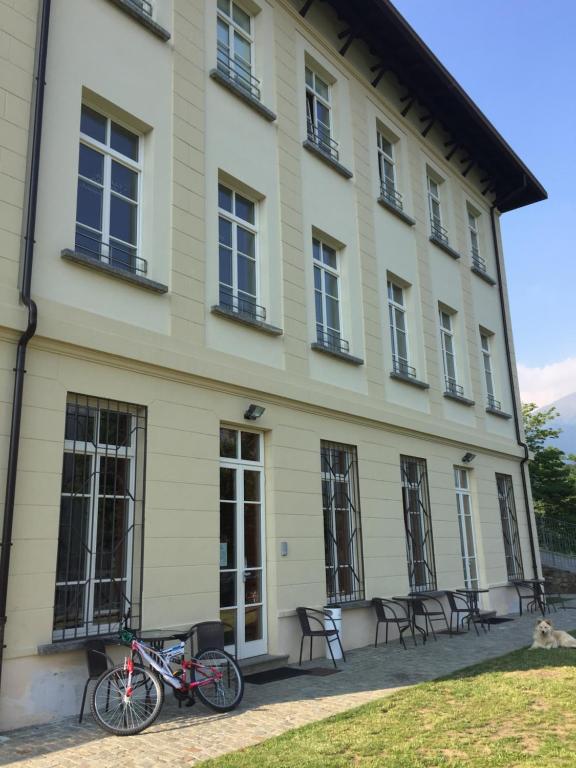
[243,570,253,581]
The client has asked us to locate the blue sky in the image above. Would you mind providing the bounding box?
[392,0,576,403]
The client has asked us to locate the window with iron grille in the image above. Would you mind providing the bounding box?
[400,456,437,592]
[53,395,146,641]
[321,442,364,604]
[496,473,524,581]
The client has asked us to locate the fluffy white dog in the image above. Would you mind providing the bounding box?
[530,619,576,650]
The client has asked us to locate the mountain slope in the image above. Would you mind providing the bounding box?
[541,392,576,456]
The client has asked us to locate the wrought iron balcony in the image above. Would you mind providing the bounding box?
[393,356,417,379]
[218,287,267,323]
[471,246,487,272]
[380,181,404,211]
[445,378,465,397]
[217,43,261,101]
[126,0,153,17]
[316,327,350,355]
[487,394,502,411]
[431,218,449,245]
[307,119,340,162]
[75,229,147,276]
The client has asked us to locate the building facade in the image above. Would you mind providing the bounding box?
[0,0,546,729]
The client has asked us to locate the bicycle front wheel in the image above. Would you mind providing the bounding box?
[90,663,164,736]
[193,648,244,712]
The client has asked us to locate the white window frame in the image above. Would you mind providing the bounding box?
[216,0,256,95]
[387,281,410,375]
[218,183,259,317]
[439,309,459,393]
[377,131,401,208]
[427,175,445,240]
[481,332,497,407]
[305,65,334,154]
[313,237,343,350]
[468,210,481,265]
[454,467,479,589]
[76,105,142,272]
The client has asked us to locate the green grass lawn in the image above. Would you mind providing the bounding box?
[203,640,576,768]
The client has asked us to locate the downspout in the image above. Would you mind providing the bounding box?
[490,199,539,579]
[0,0,51,691]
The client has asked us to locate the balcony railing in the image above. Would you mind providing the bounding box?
[75,229,147,276]
[393,356,417,379]
[445,378,465,397]
[125,0,153,17]
[307,119,340,162]
[380,181,404,211]
[217,43,261,101]
[430,218,449,245]
[487,394,502,411]
[471,246,487,272]
[218,287,266,323]
[316,327,350,355]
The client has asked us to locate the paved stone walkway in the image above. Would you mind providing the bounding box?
[1,611,574,767]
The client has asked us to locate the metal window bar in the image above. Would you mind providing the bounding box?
[52,394,146,641]
[487,394,502,411]
[537,516,576,557]
[496,473,524,581]
[321,442,365,604]
[430,218,449,245]
[316,327,350,355]
[217,42,261,101]
[445,377,464,397]
[380,181,404,211]
[393,355,417,379]
[125,0,153,17]
[471,246,487,272]
[219,285,266,322]
[307,118,340,162]
[400,456,437,592]
[75,228,148,276]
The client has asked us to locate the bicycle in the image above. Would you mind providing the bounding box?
[90,628,244,736]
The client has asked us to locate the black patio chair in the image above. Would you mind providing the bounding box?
[78,639,115,723]
[445,591,479,636]
[296,607,346,669]
[410,594,449,641]
[372,598,414,649]
[512,581,542,616]
[188,620,237,659]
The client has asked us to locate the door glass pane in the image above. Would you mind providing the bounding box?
[244,470,260,501]
[244,605,262,642]
[244,571,261,604]
[220,468,236,500]
[220,502,236,568]
[244,503,261,567]
[220,428,237,458]
[220,608,236,646]
[220,571,236,607]
[241,432,260,461]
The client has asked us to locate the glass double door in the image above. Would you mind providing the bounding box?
[219,428,266,659]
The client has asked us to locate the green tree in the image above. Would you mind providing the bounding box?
[522,403,576,518]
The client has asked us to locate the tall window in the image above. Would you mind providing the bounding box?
[216,0,258,99]
[377,132,402,210]
[321,442,364,604]
[400,456,437,592]
[496,474,524,580]
[388,281,412,377]
[455,468,478,589]
[468,210,485,271]
[53,395,146,641]
[313,237,346,353]
[305,66,338,160]
[428,175,447,243]
[439,310,460,395]
[481,332,499,409]
[218,183,260,320]
[75,105,143,275]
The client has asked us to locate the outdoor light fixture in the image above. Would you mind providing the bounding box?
[244,404,266,421]
[462,452,476,464]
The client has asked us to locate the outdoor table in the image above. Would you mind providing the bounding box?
[392,595,428,643]
[455,587,489,616]
[137,629,186,650]
[511,578,547,615]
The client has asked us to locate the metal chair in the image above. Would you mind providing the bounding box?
[78,639,115,723]
[372,598,414,649]
[512,581,544,616]
[445,591,479,636]
[296,607,345,669]
[410,594,449,641]
[188,620,236,659]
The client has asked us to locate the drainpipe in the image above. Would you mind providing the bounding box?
[490,199,539,579]
[0,0,51,691]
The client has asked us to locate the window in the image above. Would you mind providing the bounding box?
[439,310,461,395]
[75,105,143,275]
[313,237,347,353]
[428,175,447,243]
[305,66,338,161]
[468,210,486,271]
[127,0,153,17]
[481,332,501,410]
[218,183,262,321]
[455,468,478,589]
[321,441,364,604]
[400,456,437,592]
[388,281,414,377]
[496,474,524,581]
[53,395,146,641]
[377,132,402,210]
[217,0,259,100]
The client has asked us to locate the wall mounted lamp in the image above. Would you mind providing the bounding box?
[461,452,476,464]
[244,404,266,421]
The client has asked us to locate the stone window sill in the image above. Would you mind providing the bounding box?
[471,266,497,286]
[209,69,277,122]
[211,304,283,336]
[430,235,462,260]
[302,140,353,179]
[38,635,119,655]
[390,371,430,389]
[377,197,416,226]
[104,0,171,41]
[61,250,169,294]
[486,406,512,420]
[311,342,364,366]
[444,391,475,406]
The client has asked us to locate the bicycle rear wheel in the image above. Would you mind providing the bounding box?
[192,648,244,712]
[90,663,164,736]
